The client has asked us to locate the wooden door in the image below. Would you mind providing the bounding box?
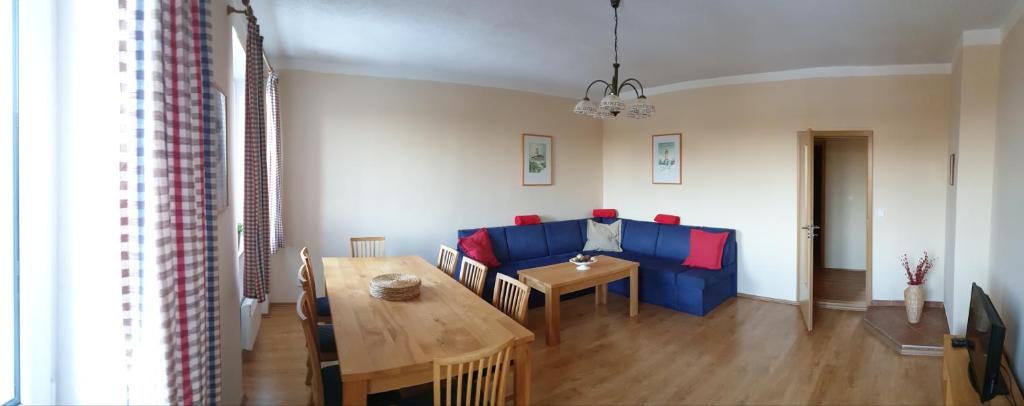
[797,130,817,331]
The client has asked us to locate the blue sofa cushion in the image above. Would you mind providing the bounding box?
[621,219,660,255]
[544,220,584,255]
[654,224,692,261]
[508,252,576,272]
[600,251,681,308]
[505,224,549,260]
[676,265,736,290]
[457,227,511,264]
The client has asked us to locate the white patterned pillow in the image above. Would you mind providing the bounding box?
[583,219,622,252]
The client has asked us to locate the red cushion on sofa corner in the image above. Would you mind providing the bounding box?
[593,209,617,218]
[683,229,729,270]
[654,214,680,225]
[514,215,541,226]
[458,228,501,268]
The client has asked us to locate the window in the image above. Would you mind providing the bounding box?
[0,0,19,404]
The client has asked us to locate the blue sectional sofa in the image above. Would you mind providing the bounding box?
[456,218,738,316]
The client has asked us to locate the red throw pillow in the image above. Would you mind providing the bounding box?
[458,228,501,268]
[683,229,729,270]
[654,214,680,225]
[593,209,617,218]
[514,215,541,226]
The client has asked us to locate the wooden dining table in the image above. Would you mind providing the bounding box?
[322,256,535,405]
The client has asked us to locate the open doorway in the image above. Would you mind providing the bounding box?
[797,129,872,330]
[811,135,871,310]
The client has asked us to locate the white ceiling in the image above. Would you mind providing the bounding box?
[251,0,1018,98]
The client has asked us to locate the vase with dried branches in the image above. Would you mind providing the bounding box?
[900,251,935,324]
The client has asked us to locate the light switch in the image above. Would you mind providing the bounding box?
[876,208,886,217]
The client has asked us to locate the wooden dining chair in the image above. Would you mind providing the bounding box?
[433,338,515,406]
[458,257,488,297]
[350,236,386,257]
[436,244,459,278]
[491,273,531,325]
[296,286,338,386]
[298,292,401,405]
[299,247,332,324]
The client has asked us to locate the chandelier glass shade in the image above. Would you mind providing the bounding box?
[573,0,654,120]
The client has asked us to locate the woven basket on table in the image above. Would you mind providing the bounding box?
[369,273,421,301]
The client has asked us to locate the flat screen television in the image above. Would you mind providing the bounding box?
[965,283,1009,402]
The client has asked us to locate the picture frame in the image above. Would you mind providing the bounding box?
[212,86,229,213]
[652,133,682,184]
[522,134,554,186]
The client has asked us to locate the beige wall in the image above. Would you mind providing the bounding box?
[990,15,1024,382]
[945,44,1001,334]
[603,75,950,302]
[211,1,243,403]
[823,139,868,270]
[271,70,604,302]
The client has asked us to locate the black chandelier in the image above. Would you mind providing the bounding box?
[573,0,654,119]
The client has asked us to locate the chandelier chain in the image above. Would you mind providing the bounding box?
[613,6,619,64]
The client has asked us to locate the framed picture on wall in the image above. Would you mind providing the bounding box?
[522,134,553,186]
[652,133,682,184]
[212,86,229,213]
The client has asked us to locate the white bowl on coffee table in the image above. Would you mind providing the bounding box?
[569,257,598,271]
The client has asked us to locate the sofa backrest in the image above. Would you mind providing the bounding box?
[457,217,737,268]
[456,227,512,264]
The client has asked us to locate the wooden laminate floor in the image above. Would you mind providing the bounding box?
[243,295,941,405]
[814,268,867,305]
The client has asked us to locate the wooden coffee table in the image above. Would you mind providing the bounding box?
[518,255,639,346]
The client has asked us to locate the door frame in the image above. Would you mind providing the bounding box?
[797,129,874,311]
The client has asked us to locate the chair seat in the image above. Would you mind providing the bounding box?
[318,325,336,353]
[322,365,399,406]
[316,296,331,317]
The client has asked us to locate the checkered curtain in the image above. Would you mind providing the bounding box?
[266,72,284,254]
[243,13,272,301]
[118,0,221,405]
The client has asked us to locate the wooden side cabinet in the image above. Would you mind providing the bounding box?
[942,335,1022,405]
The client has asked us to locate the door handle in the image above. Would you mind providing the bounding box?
[800,225,820,231]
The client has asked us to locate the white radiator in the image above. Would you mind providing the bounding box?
[240,297,261,351]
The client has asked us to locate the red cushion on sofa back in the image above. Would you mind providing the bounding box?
[593,209,617,218]
[514,215,541,226]
[683,229,729,270]
[458,228,502,268]
[654,214,680,225]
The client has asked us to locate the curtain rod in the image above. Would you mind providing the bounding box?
[227,1,276,74]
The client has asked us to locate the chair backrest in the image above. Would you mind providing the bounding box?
[350,236,386,257]
[491,273,530,325]
[297,262,317,316]
[437,244,459,278]
[433,338,515,406]
[296,292,326,406]
[458,257,487,297]
[299,246,318,298]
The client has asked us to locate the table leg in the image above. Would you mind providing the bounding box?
[629,267,638,318]
[514,342,532,405]
[342,379,368,406]
[545,287,561,346]
[600,284,608,304]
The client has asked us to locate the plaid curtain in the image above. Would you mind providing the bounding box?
[266,72,284,254]
[119,0,221,405]
[243,14,271,301]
